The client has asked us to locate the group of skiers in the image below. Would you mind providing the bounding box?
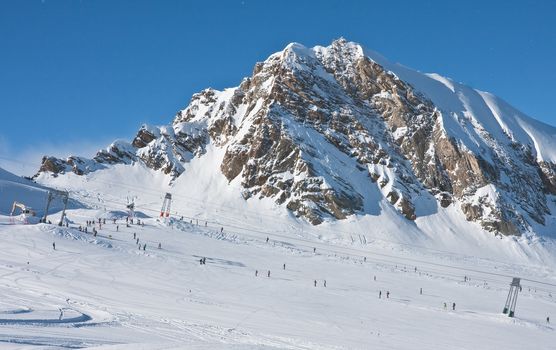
[254,269,272,278]
[253,263,328,288]
[314,279,326,287]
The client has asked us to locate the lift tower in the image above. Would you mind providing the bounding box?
[160,193,172,218]
[503,277,521,317]
[41,190,69,226]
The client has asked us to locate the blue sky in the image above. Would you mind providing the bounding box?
[1,0,555,175]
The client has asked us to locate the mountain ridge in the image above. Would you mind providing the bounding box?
[35,38,556,236]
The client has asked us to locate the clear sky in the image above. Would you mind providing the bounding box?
[1,0,555,175]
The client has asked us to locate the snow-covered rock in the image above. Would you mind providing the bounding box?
[35,39,556,235]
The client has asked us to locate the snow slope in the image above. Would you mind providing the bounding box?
[34,141,556,269]
[0,206,554,349]
[0,167,79,219]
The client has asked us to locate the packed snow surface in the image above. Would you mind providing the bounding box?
[0,210,555,349]
[1,164,555,349]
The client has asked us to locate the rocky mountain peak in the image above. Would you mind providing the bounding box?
[35,39,556,236]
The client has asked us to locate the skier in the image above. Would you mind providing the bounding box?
[443,302,447,310]
[364,257,366,262]
[547,316,550,324]
[313,247,316,253]
[420,288,422,295]
[59,308,63,320]
[136,238,139,244]
[205,221,207,227]
[386,291,390,299]
[414,267,417,272]
[374,275,376,281]
[116,225,119,232]
[158,242,161,249]
[379,291,382,298]
[202,257,206,265]
[452,302,456,311]
[283,263,286,270]
[267,270,270,277]
[266,237,269,243]
[314,280,317,287]
[143,243,146,251]
[133,232,136,239]
[52,242,56,250]
[255,270,258,276]
[199,258,203,265]
[324,280,327,287]
[220,227,223,233]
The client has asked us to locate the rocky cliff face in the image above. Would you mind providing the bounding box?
[35,39,556,235]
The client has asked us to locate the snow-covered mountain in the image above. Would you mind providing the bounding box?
[35,38,556,236]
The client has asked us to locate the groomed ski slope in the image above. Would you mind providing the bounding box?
[0,208,555,349]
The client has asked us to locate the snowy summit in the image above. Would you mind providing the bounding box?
[37,38,556,237]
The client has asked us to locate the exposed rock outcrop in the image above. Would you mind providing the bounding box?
[35,39,556,235]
